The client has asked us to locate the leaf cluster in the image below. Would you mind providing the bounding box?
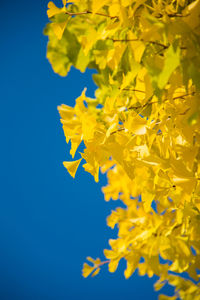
[45,0,200,298]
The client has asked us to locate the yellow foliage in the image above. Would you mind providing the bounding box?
[45,0,200,298]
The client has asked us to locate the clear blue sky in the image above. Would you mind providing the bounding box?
[0,1,173,299]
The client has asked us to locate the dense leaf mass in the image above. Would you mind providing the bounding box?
[45,0,200,298]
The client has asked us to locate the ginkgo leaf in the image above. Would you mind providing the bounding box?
[108,258,120,272]
[154,279,167,292]
[82,263,95,278]
[52,20,68,40]
[63,159,82,178]
[109,3,120,16]
[124,113,147,135]
[124,255,140,279]
[70,137,82,158]
[82,162,99,182]
[128,31,145,63]
[158,42,180,89]
[91,268,100,277]
[92,0,110,14]
[82,257,102,278]
[47,1,62,18]
[86,256,96,264]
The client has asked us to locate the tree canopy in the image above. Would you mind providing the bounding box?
[44,0,200,298]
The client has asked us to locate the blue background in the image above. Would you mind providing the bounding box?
[0,1,173,299]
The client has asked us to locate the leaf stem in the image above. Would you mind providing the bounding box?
[97,260,110,267]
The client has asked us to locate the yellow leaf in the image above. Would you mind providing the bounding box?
[82,114,97,141]
[82,162,99,182]
[91,268,100,277]
[86,256,95,263]
[92,0,110,14]
[121,0,133,6]
[184,0,200,33]
[70,137,81,158]
[47,2,62,18]
[124,255,140,279]
[108,258,120,272]
[125,113,147,135]
[128,31,145,63]
[82,257,102,277]
[121,70,139,90]
[82,263,94,278]
[109,3,120,16]
[52,20,68,40]
[86,256,101,265]
[154,279,167,292]
[132,144,149,158]
[142,191,154,213]
[63,159,82,178]
[58,104,74,120]
[81,28,99,56]
[177,239,191,257]
[104,96,116,114]
[104,249,118,260]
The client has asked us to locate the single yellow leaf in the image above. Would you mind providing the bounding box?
[154,279,167,292]
[82,263,94,278]
[86,256,101,265]
[128,31,145,63]
[47,2,62,18]
[108,258,120,272]
[124,255,140,279]
[63,159,82,178]
[52,20,68,40]
[70,137,81,158]
[92,0,110,14]
[91,268,100,277]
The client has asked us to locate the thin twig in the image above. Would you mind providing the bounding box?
[157,12,190,18]
[108,38,168,49]
[97,260,110,267]
[65,10,118,20]
[110,127,125,135]
[172,91,195,100]
[128,92,196,111]
[119,88,145,93]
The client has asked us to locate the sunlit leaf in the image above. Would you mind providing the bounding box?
[63,159,82,178]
